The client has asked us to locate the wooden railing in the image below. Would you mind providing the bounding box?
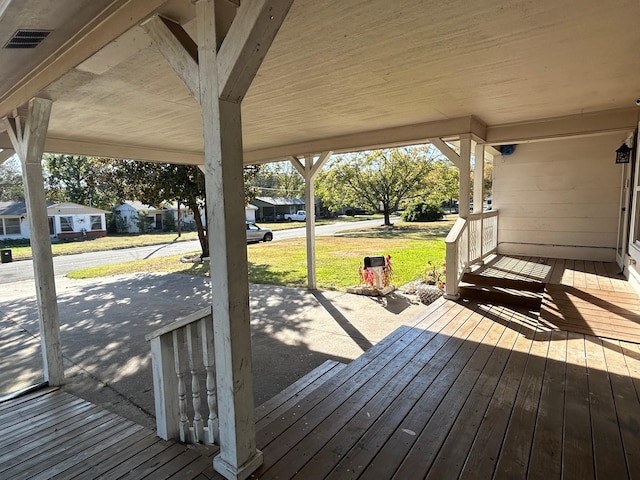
[146,306,219,445]
[445,210,498,298]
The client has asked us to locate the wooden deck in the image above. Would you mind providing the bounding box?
[2,257,640,479]
[470,255,640,343]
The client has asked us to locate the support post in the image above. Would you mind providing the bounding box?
[3,98,64,385]
[473,142,484,214]
[199,1,262,477]
[459,135,472,219]
[290,151,331,290]
[147,1,293,476]
[149,334,180,440]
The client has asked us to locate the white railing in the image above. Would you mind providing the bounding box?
[146,306,219,445]
[445,210,498,298]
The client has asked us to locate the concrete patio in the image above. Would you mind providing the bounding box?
[0,272,428,428]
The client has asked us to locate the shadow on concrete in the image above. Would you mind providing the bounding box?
[0,273,359,427]
[312,291,374,351]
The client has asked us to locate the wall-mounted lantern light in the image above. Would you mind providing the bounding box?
[616,143,632,164]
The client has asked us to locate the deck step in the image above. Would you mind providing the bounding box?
[461,273,545,292]
[459,285,543,309]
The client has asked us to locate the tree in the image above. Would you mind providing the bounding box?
[0,156,24,201]
[423,159,459,208]
[249,161,304,198]
[43,154,261,257]
[110,161,261,257]
[316,146,440,226]
[43,154,122,210]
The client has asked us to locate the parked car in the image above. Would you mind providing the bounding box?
[246,222,273,243]
[283,210,306,221]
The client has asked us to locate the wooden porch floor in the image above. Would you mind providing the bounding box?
[2,257,640,479]
[471,255,640,343]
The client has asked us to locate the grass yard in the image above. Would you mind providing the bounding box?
[5,215,384,259]
[67,218,453,290]
[5,231,201,260]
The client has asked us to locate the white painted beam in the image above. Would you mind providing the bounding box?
[244,116,483,165]
[39,136,204,165]
[429,138,461,168]
[142,16,200,101]
[3,98,64,386]
[217,0,295,103]
[486,108,638,145]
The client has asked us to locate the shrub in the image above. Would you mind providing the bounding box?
[401,201,444,222]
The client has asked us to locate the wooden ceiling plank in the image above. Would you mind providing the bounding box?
[0,0,168,119]
[216,0,294,103]
[142,15,201,101]
[0,148,14,164]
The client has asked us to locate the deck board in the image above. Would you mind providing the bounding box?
[2,259,640,479]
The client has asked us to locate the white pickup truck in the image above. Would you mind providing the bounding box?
[284,210,307,221]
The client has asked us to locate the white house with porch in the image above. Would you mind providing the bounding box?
[1,1,640,479]
[0,200,109,240]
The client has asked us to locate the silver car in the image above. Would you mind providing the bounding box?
[246,222,273,243]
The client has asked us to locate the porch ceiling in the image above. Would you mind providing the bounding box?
[0,0,639,164]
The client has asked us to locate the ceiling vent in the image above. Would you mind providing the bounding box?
[4,30,51,49]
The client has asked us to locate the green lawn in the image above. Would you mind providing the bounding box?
[4,215,385,259]
[5,232,201,260]
[67,218,454,290]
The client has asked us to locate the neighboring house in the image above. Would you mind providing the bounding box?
[113,200,165,233]
[253,197,308,221]
[47,202,109,240]
[0,200,30,240]
[245,204,258,223]
[117,201,259,233]
[0,201,108,240]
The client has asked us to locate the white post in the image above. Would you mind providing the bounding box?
[459,135,471,218]
[290,152,331,290]
[473,142,484,214]
[149,335,181,440]
[145,1,293,475]
[304,154,317,289]
[3,98,64,386]
[198,1,261,477]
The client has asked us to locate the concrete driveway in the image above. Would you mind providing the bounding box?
[0,272,426,429]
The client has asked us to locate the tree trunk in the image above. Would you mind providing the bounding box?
[177,200,182,237]
[383,207,392,226]
[188,198,208,257]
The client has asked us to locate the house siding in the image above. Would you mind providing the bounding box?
[494,134,622,261]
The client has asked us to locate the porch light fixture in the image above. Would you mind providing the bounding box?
[616,143,632,164]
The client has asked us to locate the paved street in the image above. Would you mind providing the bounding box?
[0,217,397,283]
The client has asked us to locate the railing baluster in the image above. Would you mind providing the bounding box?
[186,323,204,443]
[147,307,217,445]
[200,316,219,444]
[172,328,190,443]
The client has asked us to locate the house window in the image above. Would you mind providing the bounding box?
[60,216,74,232]
[90,215,102,230]
[4,218,20,235]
